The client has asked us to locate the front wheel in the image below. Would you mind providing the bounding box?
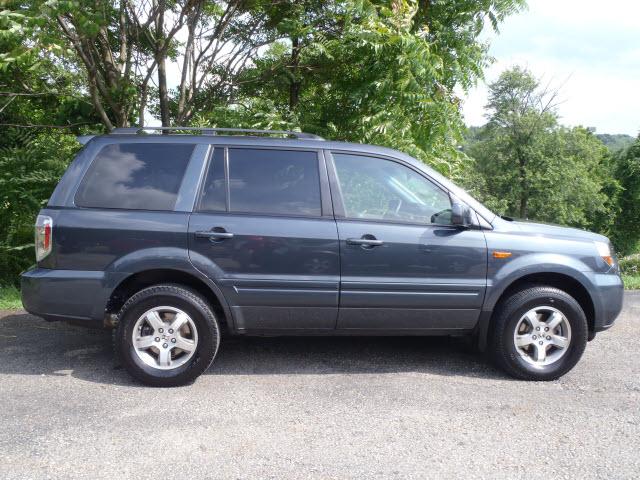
[490,285,588,381]
[115,284,220,387]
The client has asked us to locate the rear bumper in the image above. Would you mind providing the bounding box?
[21,268,109,323]
[587,272,624,332]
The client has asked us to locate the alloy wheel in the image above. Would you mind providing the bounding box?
[513,306,572,367]
[132,306,199,370]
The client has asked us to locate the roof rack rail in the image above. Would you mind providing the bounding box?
[110,126,324,140]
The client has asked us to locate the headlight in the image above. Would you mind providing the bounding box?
[594,241,614,267]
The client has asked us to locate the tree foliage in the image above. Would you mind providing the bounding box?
[0,0,527,284]
[0,130,80,281]
[610,138,640,254]
[0,13,87,282]
[2,0,286,128]
[464,67,617,232]
[217,0,526,176]
[9,1,640,287]
[2,0,526,160]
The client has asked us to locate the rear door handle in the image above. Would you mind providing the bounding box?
[346,236,383,247]
[195,229,234,241]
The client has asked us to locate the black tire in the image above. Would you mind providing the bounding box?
[489,285,588,381]
[115,284,220,387]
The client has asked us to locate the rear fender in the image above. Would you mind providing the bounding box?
[102,248,233,328]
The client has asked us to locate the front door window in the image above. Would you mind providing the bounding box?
[332,153,452,225]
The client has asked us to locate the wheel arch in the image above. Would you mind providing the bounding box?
[476,271,595,351]
[105,268,233,331]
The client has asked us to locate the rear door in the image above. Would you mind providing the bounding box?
[188,146,340,332]
[327,152,487,331]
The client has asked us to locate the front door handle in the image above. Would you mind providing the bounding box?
[346,236,383,247]
[195,228,234,241]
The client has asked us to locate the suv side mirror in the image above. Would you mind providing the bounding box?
[451,202,472,227]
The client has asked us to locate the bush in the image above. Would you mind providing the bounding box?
[619,254,640,276]
[0,129,80,286]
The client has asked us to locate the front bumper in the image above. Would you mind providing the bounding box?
[587,272,624,332]
[21,268,108,322]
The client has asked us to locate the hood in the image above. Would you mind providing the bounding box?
[498,218,609,243]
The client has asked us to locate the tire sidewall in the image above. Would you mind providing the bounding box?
[502,292,587,379]
[116,288,218,386]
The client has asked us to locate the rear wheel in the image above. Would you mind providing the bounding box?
[115,284,220,387]
[490,285,588,381]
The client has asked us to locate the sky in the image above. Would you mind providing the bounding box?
[462,0,640,136]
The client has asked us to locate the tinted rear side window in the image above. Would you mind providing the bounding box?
[75,143,194,210]
[227,148,321,216]
[198,148,226,212]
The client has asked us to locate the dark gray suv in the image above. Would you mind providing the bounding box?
[21,127,624,386]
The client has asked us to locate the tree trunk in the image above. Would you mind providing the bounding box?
[412,0,431,32]
[518,151,528,218]
[119,1,127,74]
[156,1,170,127]
[288,37,301,112]
[289,82,301,112]
[138,83,148,127]
[519,195,528,219]
[177,13,197,125]
[88,77,114,130]
[157,57,170,127]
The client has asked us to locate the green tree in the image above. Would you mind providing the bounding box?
[203,0,525,177]
[1,0,279,128]
[0,0,526,285]
[0,7,90,285]
[611,138,640,254]
[465,67,616,230]
[0,130,80,285]
[3,0,525,148]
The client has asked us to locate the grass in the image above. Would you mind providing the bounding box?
[622,274,640,290]
[0,285,23,310]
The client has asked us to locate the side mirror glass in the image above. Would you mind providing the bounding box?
[451,202,472,226]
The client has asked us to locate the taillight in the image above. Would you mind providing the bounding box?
[35,215,53,261]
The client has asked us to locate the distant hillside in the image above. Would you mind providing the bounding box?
[464,127,636,153]
[596,134,635,152]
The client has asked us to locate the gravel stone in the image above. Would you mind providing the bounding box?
[1,292,638,479]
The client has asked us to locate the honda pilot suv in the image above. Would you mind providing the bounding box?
[21,127,624,386]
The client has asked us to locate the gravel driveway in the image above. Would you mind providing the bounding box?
[1,292,638,479]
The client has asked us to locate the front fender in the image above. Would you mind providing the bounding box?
[474,253,599,352]
[483,253,594,312]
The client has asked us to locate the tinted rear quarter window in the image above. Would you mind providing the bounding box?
[223,148,321,216]
[75,143,194,210]
[198,148,226,212]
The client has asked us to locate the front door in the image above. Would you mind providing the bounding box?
[328,152,487,331]
[189,146,339,331]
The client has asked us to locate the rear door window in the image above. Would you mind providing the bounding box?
[75,143,194,210]
[226,148,321,216]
